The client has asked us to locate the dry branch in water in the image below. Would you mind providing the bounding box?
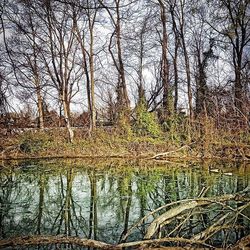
[150,143,194,159]
[121,188,250,248]
[1,234,249,249]
[1,189,249,250]
[0,235,210,249]
[144,200,209,239]
[121,189,249,242]
[192,201,250,242]
[144,192,248,239]
[0,236,117,249]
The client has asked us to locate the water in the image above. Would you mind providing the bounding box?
[0,159,249,249]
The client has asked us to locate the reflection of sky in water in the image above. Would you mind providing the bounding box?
[0,160,249,247]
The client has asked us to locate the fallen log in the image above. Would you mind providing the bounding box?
[144,200,209,239]
[150,143,194,160]
[117,236,208,248]
[144,192,248,239]
[0,235,209,249]
[0,235,117,249]
[121,189,249,243]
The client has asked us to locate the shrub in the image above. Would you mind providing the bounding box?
[162,113,187,143]
[19,131,52,153]
[116,109,133,138]
[133,100,161,137]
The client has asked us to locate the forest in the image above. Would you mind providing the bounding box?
[0,1,250,248]
[0,0,249,159]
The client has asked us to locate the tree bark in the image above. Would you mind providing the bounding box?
[170,2,180,112]
[88,2,97,131]
[36,84,44,130]
[62,95,74,143]
[115,0,130,112]
[159,0,170,119]
[179,0,193,120]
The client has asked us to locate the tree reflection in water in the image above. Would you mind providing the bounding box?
[0,160,249,249]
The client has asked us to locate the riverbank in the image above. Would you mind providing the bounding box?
[1,127,249,161]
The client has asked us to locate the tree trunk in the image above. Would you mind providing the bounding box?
[72,12,92,129]
[36,85,44,130]
[179,0,193,121]
[98,0,130,123]
[116,0,130,113]
[234,64,244,114]
[33,38,44,130]
[159,0,170,119]
[195,55,207,115]
[62,94,74,143]
[169,2,180,113]
[182,40,193,120]
[138,34,145,104]
[89,17,96,131]
[173,39,180,112]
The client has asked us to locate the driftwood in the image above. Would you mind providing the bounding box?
[121,190,248,243]
[117,237,207,248]
[121,199,194,242]
[150,143,194,160]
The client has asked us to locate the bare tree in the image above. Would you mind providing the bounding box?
[206,0,250,117]
[169,0,181,112]
[9,0,45,129]
[39,0,82,141]
[71,0,98,131]
[98,0,130,122]
[178,0,193,120]
[0,1,9,117]
[158,0,171,119]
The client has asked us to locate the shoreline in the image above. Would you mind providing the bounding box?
[1,153,250,163]
[1,128,249,163]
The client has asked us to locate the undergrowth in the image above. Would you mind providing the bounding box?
[0,115,249,160]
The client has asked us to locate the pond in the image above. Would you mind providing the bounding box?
[0,159,249,249]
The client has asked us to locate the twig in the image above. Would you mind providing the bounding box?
[1,145,20,156]
[232,234,250,249]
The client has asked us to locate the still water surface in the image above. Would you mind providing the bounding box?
[0,159,249,249]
